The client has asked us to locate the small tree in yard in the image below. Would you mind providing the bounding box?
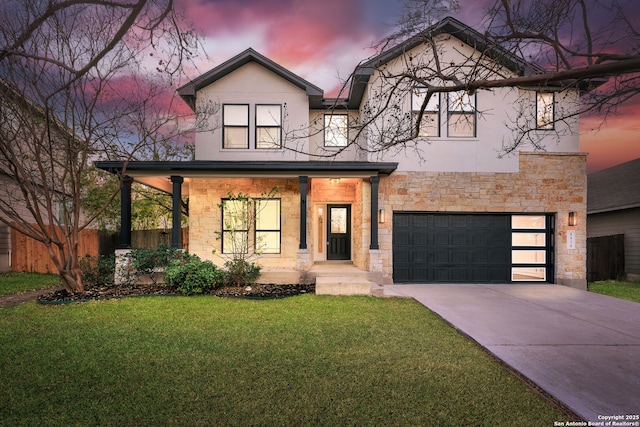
[0,0,200,292]
[216,188,278,287]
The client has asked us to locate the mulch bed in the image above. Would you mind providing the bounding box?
[37,283,315,304]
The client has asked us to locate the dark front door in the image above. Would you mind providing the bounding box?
[327,205,351,260]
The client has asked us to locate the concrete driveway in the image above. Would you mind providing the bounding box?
[383,284,640,423]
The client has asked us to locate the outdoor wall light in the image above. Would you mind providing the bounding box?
[379,208,386,224]
[568,211,576,226]
[329,178,341,184]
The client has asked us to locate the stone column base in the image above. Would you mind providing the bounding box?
[114,249,132,286]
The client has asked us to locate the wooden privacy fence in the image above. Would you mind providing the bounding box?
[11,224,99,274]
[99,228,189,255]
[587,234,625,282]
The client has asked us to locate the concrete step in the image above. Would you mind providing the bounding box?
[315,276,375,296]
[309,265,383,285]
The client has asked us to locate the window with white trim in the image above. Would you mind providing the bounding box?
[324,114,348,147]
[223,104,249,149]
[256,104,282,149]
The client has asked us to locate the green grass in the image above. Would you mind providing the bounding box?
[0,272,61,296]
[588,280,640,303]
[0,296,567,426]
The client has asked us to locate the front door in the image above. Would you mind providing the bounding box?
[327,205,351,260]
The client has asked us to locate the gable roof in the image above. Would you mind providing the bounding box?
[177,48,324,110]
[346,16,573,108]
[177,17,598,112]
[588,157,640,214]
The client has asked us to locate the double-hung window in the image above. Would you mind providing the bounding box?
[256,104,282,149]
[222,199,249,254]
[536,92,554,130]
[223,104,249,149]
[255,199,281,254]
[411,88,440,137]
[447,91,476,137]
[324,114,349,147]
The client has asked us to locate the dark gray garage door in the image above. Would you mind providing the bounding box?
[393,213,513,283]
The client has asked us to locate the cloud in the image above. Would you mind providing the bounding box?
[179,0,392,92]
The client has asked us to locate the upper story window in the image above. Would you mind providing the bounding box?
[256,105,282,149]
[222,104,249,149]
[411,88,440,137]
[324,114,348,147]
[536,92,554,130]
[447,91,476,137]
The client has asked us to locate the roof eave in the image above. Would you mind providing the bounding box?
[95,160,399,178]
[177,48,324,111]
[588,203,640,215]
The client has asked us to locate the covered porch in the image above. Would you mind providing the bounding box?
[96,160,397,292]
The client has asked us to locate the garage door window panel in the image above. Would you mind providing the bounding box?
[513,250,546,264]
[512,233,546,247]
[512,267,546,281]
[511,215,551,282]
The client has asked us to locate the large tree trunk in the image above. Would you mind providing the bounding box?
[46,244,85,293]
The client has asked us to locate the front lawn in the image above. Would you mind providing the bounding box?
[0,296,568,426]
[588,280,640,303]
[0,272,61,296]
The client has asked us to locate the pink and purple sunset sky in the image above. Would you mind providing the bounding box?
[177,0,640,173]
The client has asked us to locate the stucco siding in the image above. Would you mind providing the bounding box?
[361,35,580,172]
[195,62,311,161]
[307,110,365,161]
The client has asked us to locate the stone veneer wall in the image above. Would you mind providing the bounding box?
[377,152,587,289]
[189,177,303,269]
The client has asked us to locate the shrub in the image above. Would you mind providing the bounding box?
[80,254,115,286]
[164,253,224,295]
[126,244,180,285]
[130,243,178,272]
[223,258,261,287]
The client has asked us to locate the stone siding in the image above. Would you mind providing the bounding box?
[189,178,303,270]
[377,152,587,288]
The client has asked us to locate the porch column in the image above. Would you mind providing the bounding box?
[370,176,380,250]
[170,175,184,249]
[299,176,308,249]
[119,175,133,249]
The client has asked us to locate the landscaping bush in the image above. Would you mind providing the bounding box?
[164,253,224,295]
[80,254,115,286]
[129,243,179,273]
[123,243,180,285]
[223,258,261,287]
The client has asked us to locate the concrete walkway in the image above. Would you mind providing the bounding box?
[384,284,640,422]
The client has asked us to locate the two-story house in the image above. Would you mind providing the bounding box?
[98,17,587,291]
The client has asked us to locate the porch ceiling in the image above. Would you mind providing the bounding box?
[95,160,398,193]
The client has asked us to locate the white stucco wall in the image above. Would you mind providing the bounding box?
[307,110,366,161]
[195,62,311,161]
[360,34,581,173]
